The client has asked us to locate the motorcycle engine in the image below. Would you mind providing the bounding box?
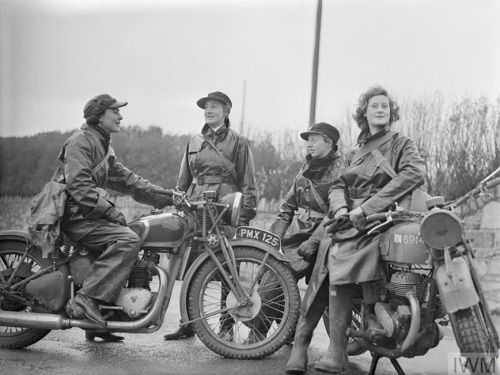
[115,264,153,319]
[372,270,443,355]
[115,287,153,319]
[385,271,426,299]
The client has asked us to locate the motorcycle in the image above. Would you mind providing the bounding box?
[0,189,300,359]
[334,173,500,374]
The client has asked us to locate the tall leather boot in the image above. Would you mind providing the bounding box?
[286,297,328,374]
[314,285,353,374]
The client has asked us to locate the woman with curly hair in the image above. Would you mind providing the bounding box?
[287,85,427,374]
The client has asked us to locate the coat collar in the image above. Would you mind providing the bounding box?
[202,120,230,141]
[357,128,390,146]
[81,123,110,146]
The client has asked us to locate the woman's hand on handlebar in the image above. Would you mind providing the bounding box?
[349,207,366,229]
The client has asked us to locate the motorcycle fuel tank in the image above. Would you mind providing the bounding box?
[138,212,187,250]
[379,222,429,265]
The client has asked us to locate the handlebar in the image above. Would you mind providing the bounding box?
[323,209,420,235]
[151,188,192,208]
[486,177,500,190]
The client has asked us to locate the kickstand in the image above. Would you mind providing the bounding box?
[368,352,406,375]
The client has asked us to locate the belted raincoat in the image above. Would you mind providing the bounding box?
[301,129,426,314]
[270,151,343,280]
[60,124,172,303]
[61,125,171,235]
[272,151,344,238]
[177,121,258,224]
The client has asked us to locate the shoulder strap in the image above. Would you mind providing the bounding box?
[351,130,396,165]
[307,182,329,213]
[203,136,238,182]
[90,146,112,177]
[370,148,397,179]
[53,131,112,183]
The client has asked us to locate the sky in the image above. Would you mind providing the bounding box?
[1,0,499,138]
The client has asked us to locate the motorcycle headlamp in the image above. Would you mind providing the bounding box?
[219,192,243,227]
[420,209,462,250]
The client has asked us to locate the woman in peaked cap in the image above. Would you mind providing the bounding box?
[163,91,258,341]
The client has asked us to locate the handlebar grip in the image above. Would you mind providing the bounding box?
[365,213,388,223]
[486,177,500,189]
[152,188,174,196]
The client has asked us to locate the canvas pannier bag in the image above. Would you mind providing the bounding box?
[28,145,111,257]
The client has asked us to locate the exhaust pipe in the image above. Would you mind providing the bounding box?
[349,291,421,358]
[0,265,169,332]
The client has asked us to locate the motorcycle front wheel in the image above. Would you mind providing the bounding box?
[0,240,52,349]
[450,305,499,373]
[186,246,301,359]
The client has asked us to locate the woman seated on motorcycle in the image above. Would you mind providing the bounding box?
[61,94,173,340]
[286,85,426,374]
[163,91,258,341]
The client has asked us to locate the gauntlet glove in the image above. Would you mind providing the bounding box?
[297,239,318,262]
[269,220,288,239]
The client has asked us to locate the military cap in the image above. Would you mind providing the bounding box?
[83,94,128,121]
[300,122,340,144]
[196,91,232,109]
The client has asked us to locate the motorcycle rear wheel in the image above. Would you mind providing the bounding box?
[187,246,301,359]
[450,305,498,374]
[0,240,52,349]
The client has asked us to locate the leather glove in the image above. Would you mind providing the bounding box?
[297,240,318,262]
[326,214,352,234]
[104,207,127,227]
[152,187,174,208]
[237,217,250,227]
[269,220,288,239]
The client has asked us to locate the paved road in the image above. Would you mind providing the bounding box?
[0,281,496,375]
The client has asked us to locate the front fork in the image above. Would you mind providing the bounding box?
[183,229,269,326]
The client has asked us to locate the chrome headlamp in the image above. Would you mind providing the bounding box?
[219,192,243,226]
[420,209,463,250]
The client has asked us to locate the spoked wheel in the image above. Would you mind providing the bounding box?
[0,240,51,349]
[187,246,301,359]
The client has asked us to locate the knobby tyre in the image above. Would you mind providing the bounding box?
[450,305,498,374]
[187,246,301,359]
[0,240,52,349]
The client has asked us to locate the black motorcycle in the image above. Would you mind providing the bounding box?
[340,174,500,374]
[0,190,300,359]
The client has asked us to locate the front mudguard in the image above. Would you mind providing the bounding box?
[434,256,479,314]
[177,237,289,324]
[0,229,30,244]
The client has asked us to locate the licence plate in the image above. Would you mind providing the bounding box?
[235,226,281,251]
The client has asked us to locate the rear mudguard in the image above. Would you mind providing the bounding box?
[177,237,288,324]
[434,256,479,313]
[0,229,71,311]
